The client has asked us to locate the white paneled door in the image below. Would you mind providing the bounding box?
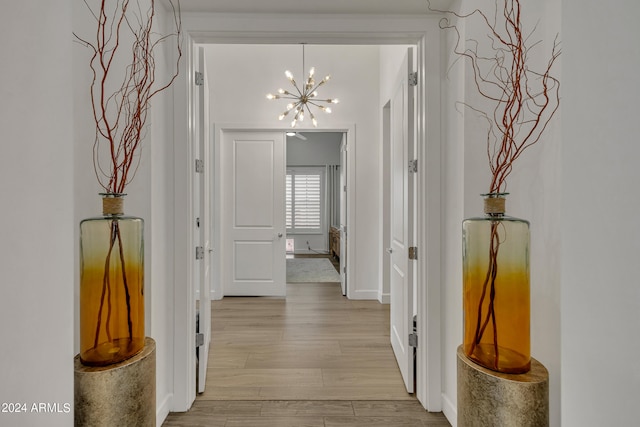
[389,48,415,394]
[195,47,212,395]
[222,131,286,297]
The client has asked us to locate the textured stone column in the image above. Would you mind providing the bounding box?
[457,345,549,427]
[75,337,156,427]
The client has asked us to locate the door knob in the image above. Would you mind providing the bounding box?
[278,233,283,238]
[386,248,393,254]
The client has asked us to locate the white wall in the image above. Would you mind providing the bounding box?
[0,2,74,426]
[0,2,176,425]
[204,44,382,298]
[440,1,465,420]
[286,133,342,166]
[561,0,640,425]
[148,6,179,422]
[439,1,562,425]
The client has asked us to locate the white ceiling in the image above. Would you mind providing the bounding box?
[178,0,453,15]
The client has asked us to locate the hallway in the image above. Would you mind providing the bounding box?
[163,281,450,426]
[206,281,408,400]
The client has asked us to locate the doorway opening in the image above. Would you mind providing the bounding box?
[173,20,444,413]
[204,41,413,401]
[285,131,347,294]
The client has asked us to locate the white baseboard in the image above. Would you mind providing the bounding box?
[442,392,457,427]
[378,292,390,304]
[156,393,173,426]
[349,290,380,300]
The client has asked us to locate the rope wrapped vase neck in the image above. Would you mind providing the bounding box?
[483,193,507,216]
[101,193,126,216]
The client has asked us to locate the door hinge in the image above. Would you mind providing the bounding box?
[408,246,418,260]
[409,332,418,348]
[195,159,204,173]
[196,332,204,347]
[409,71,418,87]
[196,246,204,260]
[408,159,418,173]
[195,71,204,86]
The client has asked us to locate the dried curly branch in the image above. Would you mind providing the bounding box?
[74,0,182,193]
[428,0,560,193]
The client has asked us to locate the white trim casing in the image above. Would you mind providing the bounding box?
[172,33,197,412]
[171,11,444,415]
[210,124,356,302]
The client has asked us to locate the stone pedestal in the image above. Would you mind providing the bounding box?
[457,345,549,427]
[75,337,156,427]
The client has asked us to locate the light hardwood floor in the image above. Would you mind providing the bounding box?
[163,261,451,426]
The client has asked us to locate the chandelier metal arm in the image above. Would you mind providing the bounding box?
[289,79,304,97]
[306,100,331,109]
[308,80,327,94]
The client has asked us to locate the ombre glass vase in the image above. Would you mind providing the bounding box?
[79,194,145,366]
[462,194,530,374]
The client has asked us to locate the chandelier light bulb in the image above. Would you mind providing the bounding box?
[279,109,292,120]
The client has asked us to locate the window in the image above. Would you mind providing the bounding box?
[286,167,325,233]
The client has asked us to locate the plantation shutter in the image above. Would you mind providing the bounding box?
[286,174,293,228]
[286,167,324,233]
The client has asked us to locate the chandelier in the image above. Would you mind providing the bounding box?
[266,45,339,128]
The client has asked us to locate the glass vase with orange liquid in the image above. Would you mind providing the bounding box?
[462,194,530,374]
[79,194,145,366]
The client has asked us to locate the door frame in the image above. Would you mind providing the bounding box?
[211,125,356,300]
[172,13,442,413]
